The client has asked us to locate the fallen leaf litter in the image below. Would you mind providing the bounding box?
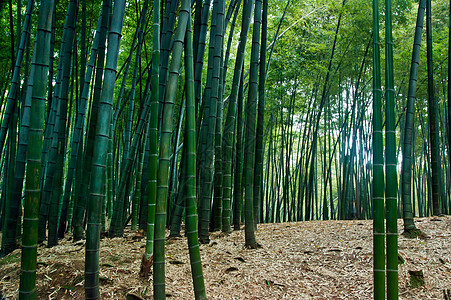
[0,216,450,299]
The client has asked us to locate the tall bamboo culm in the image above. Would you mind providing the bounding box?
[19,0,54,298]
[426,0,442,216]
[184,16,207,300]
[243,0,261,249]
[254,0,268,225]
[448,0,451,209]
[140,0,160,277]
[153,0,190,297]
[221,0,253,234]
[372,0,385,297]
[384,0,399,297]
[84,0,127,298]
[401,0,425,234]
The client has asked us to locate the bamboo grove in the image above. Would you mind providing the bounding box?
[0,0,450,299]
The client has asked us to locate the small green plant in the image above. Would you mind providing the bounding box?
[0,252,20,266]
[409,270,424,288]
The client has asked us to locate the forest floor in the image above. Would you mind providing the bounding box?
[1,216,450,299]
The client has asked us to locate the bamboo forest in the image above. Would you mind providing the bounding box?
[0,0,451,298]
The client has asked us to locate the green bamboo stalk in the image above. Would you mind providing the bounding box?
[1,90,18,257]
[385,0,398,296]
[212,65,225,231]
[222,0,252,233]
[116,1,149,201]
[153,0,190,296]
[107,121,114,222]
[141,0,160,275]
[132,141,146,230]
[58,13,104,237]
[438,104,448,215]
[112,1,148,129]
[72,0,111,242]
[264,115,273,223]
[306,0,345,221]
[109,1,151,237]
[243,0,261,249]
[193,0,212,118]
[122,98,135,188]
[169,138,186,237]
[158,0,180,122]
[448,0,451,211]
[372,1,385,295]
[47,0,80,247]
[40,0,77,224]
[401,0,425,234]
[233,70,245,230]
[193,0,203,67]
[0,0,33,158]
[139,120,151,231]
[211,2,241,231]
[39,81,57,196]
[2,69,32,255]
[221,0,242,90]
[426,0,442,216]
[15,0,22,57]
[0,0,34,257]
[224,0,238,30]
[108,91,152,237]
[113,3,149,215]
[184,17,207,299]
[38,114,57,243]
[7,0,15,72]
[197,0,226,244]
[196,1,219,187]
[1,142,11,245]
[254,0,268,225]
[167,95,185,229]
[85,0,127,298]
[19,0,54,297]
[79,0,87,99]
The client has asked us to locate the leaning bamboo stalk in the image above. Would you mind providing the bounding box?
[153,0,190,296]
[184,16,207,299]
[47,0,80,247]
[0,0,34,157]
[0,0,34,257]
[401,0,426,234]
[58,12,105,237]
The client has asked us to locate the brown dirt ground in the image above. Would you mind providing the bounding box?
[1,216,450,299]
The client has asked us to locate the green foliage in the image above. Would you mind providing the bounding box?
[409,270,425,288]
[0,4,13,87]
[0,251,20,266]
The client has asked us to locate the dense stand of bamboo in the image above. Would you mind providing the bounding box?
[0,0,450,299]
